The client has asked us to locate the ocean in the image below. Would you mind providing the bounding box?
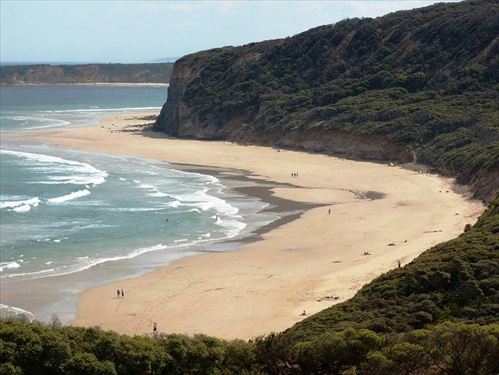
[0,85,278,322]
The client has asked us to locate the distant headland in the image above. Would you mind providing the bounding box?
[0,63,174,85]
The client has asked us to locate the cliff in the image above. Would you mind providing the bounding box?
[155,0,498,202]
[0,63,174,85]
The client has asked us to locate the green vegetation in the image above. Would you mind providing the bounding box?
[1,321,498,374]
[0,63,173,85]
[154,0,498,202]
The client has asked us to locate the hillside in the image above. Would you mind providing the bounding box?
[0,63,174,85]
[154,0,498,203]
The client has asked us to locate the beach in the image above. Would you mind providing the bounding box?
[27,112,484,340]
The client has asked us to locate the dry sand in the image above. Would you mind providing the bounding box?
[27,111,484,340]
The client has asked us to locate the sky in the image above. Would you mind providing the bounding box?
[1,0,460,64]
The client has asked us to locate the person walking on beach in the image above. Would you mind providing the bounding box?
[121,289,125,298]
[117,289,120,298]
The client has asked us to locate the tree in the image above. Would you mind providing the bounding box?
[428,323,499,375]
[384,342,429,375]
[63,353,116,375]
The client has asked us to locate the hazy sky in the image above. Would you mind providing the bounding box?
[1,0,459,64]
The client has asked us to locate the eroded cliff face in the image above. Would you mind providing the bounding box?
[155,59,413,162]
[225,118,414,162]
[473,163,499,203]
[156,59,197,136]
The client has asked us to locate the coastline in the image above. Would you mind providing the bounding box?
[0,82,169,87]
[24,112,485,340]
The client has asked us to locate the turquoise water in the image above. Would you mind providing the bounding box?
[0,85,277,320]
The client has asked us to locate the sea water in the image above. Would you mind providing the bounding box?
[0,85,278,321]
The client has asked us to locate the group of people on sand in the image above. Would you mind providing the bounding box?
[291,172,299,177]
[116,289,125,298]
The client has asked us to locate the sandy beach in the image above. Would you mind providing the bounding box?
[26,112,484,340]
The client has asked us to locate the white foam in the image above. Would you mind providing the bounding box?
[216,217,247,238]
[134,181,170,198]
[0,304,36,322]
[172,188,239,216]
[137,182,156,189]
[60,244,170,276]
[0,149,108,186]
[104,207,160,212]
[1,237,226,281]
[0,261,21,272]
[5,268,55,278]
[165,177,249,239]
[166,200,182,208]
[0,197,40,211]
[40,176,105,185]
[0,199,31,209]
[8,115,71,130]
[47,189,91,204]
[2,150,60,166]
[147,192,168,197]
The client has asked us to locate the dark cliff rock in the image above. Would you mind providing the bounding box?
[155,0,498,202]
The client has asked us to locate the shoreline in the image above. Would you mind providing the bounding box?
[0,140,294,323]
[22,112,485,340]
